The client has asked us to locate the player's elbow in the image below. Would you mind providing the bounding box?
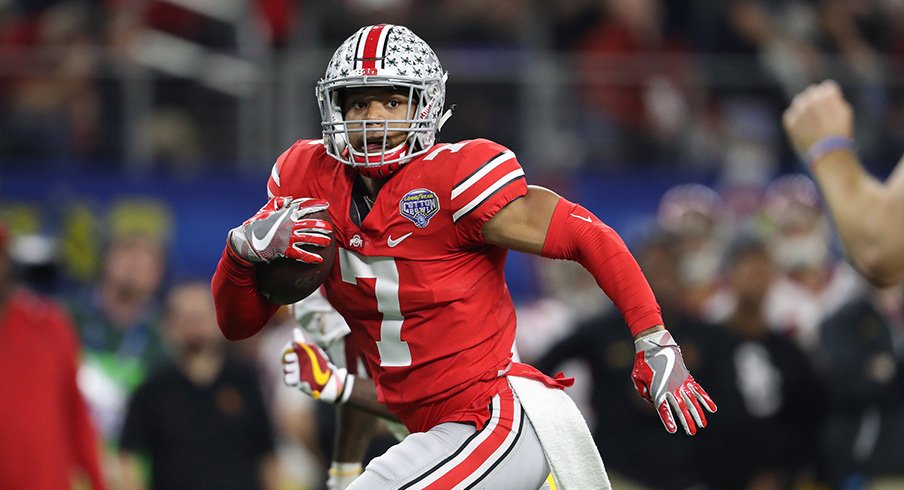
[216,314,262,341]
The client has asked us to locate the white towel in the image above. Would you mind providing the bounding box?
[509,376,611,490]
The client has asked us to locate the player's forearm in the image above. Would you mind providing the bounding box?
[345,377,400,421]
[333,404,379,463]
[211,246,280,340]
[541,198,663,336]
[258,454,281,490]
[119,452,146,490]
[812,151,904,286]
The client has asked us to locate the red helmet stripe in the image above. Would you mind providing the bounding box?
[359,24,388,71]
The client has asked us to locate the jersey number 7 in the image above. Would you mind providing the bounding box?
[338,249,411,367]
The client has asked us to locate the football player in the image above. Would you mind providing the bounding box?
[287,289,408,489]
[212,24,716,489]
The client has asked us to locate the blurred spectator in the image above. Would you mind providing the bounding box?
[119,281,278,490]
[697,236,823,490]
[0,1,104,162]
[105,0,254,167]
[0,222,107,489]
[550,0,604,51]
[819,0,893,157]
[66,232,169,484]
[515,253,612,423]
[421,0,524,48]
[0,0,899,177]
[9,231,61,295]
[761,174,865,352]
[575,0,698,166]
[725,0,823,99]
[254,0,299,49]
[515,257,609,363]
[818,284,904,488]
[536,232,726,489]
[656,183,728,320]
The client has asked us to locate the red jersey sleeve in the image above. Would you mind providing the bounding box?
[449,139,528,245]
[212,140,315,340]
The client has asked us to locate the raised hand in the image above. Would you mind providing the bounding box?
[782,80,854,159]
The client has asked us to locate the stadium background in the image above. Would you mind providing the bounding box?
[3,0,903,299]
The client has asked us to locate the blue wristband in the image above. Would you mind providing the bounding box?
[804,135,854,168]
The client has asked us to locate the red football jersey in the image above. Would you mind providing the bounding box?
[268,139,527,432]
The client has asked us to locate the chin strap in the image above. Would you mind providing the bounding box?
[348,142,409,165]
[343,143,410,179]
[438,104,456,131]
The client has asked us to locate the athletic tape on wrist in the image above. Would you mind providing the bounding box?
[329,461,363,477]
[337,373,355,404]
[804,135,854,168]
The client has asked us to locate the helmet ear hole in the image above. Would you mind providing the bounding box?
[334,89,348,116]
[426,83,441,99]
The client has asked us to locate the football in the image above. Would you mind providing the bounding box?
[255,210,336,305]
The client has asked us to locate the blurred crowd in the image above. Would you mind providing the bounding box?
[2,170,904,489]
[3,0,904,490]
[2,0,904,179]
[0,217,336,489]
[516,174,904,490]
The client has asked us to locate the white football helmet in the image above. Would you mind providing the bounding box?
[317,24,451,178]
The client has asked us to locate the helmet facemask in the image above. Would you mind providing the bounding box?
[316,25,450,179]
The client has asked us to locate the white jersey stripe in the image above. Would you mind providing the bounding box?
[270,162,281,187]
[452,169,525,222]
[451,150,515,200]
[403,395,505,489]
[452,397,524,489]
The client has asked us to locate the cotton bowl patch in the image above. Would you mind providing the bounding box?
[400,188,439,228]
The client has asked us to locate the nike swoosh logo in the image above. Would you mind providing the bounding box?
[251,209,292,250]
[570,213,592,223]
[387,232,413,248]
[652,348,676,398]
[298,343,331,386]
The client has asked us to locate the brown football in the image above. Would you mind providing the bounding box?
[255,209,336,305]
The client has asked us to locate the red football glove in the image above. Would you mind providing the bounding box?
[281,328,354,404]
[227,197,332,264]
[632,330,717,435]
